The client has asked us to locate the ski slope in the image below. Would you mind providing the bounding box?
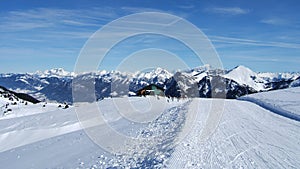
[169,99,300,168]
[239,87,300,121]
[0,89,299,168]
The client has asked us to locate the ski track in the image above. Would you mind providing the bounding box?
[168,99,300,169]
[0,96,300,168]
[0,98,190,169]
[89,100,190,168]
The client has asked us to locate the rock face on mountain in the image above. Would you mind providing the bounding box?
[0,66,299,103]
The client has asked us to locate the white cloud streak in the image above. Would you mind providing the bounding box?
[210,35,300,49]
[0,7,119,32]
[260,18,288,26]
[207,7,249,15]
[121,6,190,19]
[177,4,195,9]
[121,7,164,13]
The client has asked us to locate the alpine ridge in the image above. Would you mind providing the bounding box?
[0,66,299,103]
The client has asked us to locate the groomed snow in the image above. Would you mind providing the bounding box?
[239,87,300,121]
[169,98,300,168]
[0,88,299,168]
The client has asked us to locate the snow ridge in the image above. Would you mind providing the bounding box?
[238,97,300,122]
[238,87,300,121]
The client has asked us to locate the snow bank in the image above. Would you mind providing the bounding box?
[239,87,300,121]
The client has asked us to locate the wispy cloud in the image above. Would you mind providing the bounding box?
[206,7,249,15]
[261,18,288,26]
[121,6,190,19]
[225,55,281,62]
[0,7,118,32]
[121,6,164,13]
[0,7,117,68]
[177,4,195,10]
[210,35,300,49]
[61,20,100,27]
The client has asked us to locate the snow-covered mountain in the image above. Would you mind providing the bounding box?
[224,65,266,91]
[0,66,299,103]
[33,68,75,78]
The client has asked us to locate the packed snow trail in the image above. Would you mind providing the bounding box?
[168,99,300,168]
[86,100,190,168]
[0,97,190,169]
[0,93,300,168]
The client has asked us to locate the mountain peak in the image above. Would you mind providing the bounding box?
[227,65,258,77]
[225,65,265,91]
[35,68,75,77]
[190,64,213,73]
[132,67,173,82]
[232,65,252,71]
[153,67,171,75]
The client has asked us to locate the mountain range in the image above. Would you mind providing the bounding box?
[0,65,299,103]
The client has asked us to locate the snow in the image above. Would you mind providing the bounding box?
[1,65,299,103]
[194,72,207,82]
[0,88,299,168]
[135,67,173,82]
[1,103,60,119]
[169,98,300,168]
[0,92,60,119]
[190,64,212,73]
[16,78,30,85]
[239,87,300,120]
[34,68,75,78]
[223,65,266,91]
[258,72,300,81]
[13,88,36,94]
[0,96,188,168]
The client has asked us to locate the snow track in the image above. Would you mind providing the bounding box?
[0,91,300,168]
[168,99,300,168]
[0,98,190,169]
[92,100,190,168]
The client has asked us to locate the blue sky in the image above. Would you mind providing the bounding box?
[1,0,300,73]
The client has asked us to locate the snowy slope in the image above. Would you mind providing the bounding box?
[0,87,63,119]
[169,98,300,168]
[239,87,300,120]
[0,87,299,168]
[223,65,266,91]
[0,97,187,168]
